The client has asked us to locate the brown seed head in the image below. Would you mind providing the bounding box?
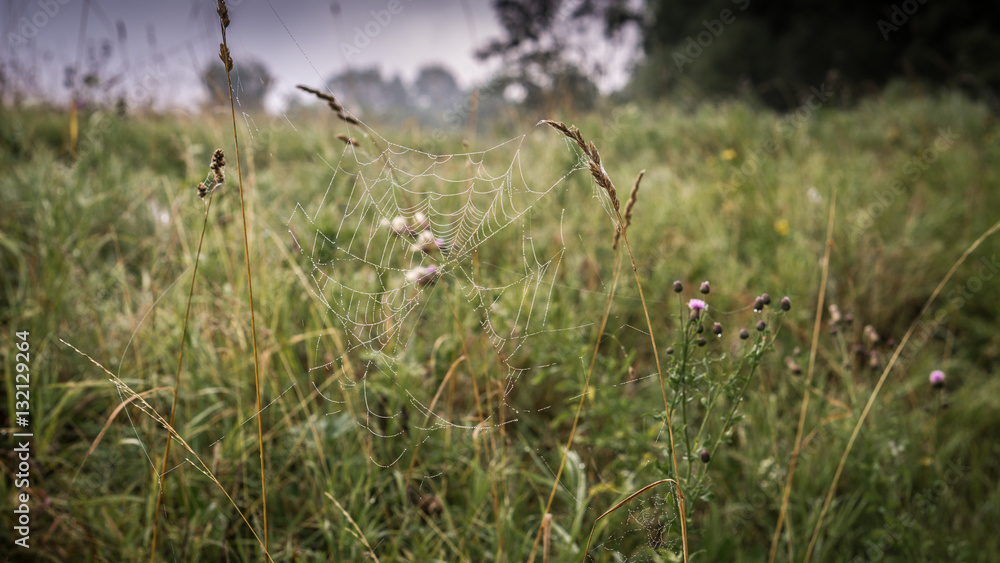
[210,148,226,185]
[217,0,230,28]
[613,169,644,249]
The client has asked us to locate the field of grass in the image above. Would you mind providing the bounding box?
[2,87,1000,562]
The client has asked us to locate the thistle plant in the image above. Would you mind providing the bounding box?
[659,284,792,509]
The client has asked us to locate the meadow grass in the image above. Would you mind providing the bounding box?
[1,87,999,562]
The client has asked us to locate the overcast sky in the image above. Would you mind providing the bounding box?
[2,0,639,113]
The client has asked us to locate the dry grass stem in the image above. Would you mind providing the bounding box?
[768,188,836,562]
[542,513,552,563]
[325,493,381,563]
[151,149,227,559]
[216,0,269,555]
[61,340,273,563]
[583,479,677,560]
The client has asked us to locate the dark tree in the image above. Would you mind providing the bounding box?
[482,0,1000,108]
[477,0,630,114]
[634,0,1000,107]
[413,65,464,110]
[325,67,411,117]
[201,58,273,110]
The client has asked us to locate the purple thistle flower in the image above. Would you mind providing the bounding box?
[930,370,945,388]
[688,298,707,321]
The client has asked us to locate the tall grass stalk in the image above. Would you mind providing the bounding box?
[149,188,217,560]
[540,120,688,562]
[768,189,837,562]
[61,340,273,561]
[216,0,268,555]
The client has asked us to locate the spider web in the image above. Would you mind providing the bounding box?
[276,102,686,558]
[286,116,584,428]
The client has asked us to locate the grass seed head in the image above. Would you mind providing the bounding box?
[210,148,226,185]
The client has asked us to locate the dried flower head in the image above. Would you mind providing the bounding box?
[864,324,880,344]
[197,182,209,198]
[382,216,410,237]
[828,304,842,324]
[412,212,429,232]
[210,148,226,186]
[405,265,439,287]
[869,349,881,368]
[411,230,438,254]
